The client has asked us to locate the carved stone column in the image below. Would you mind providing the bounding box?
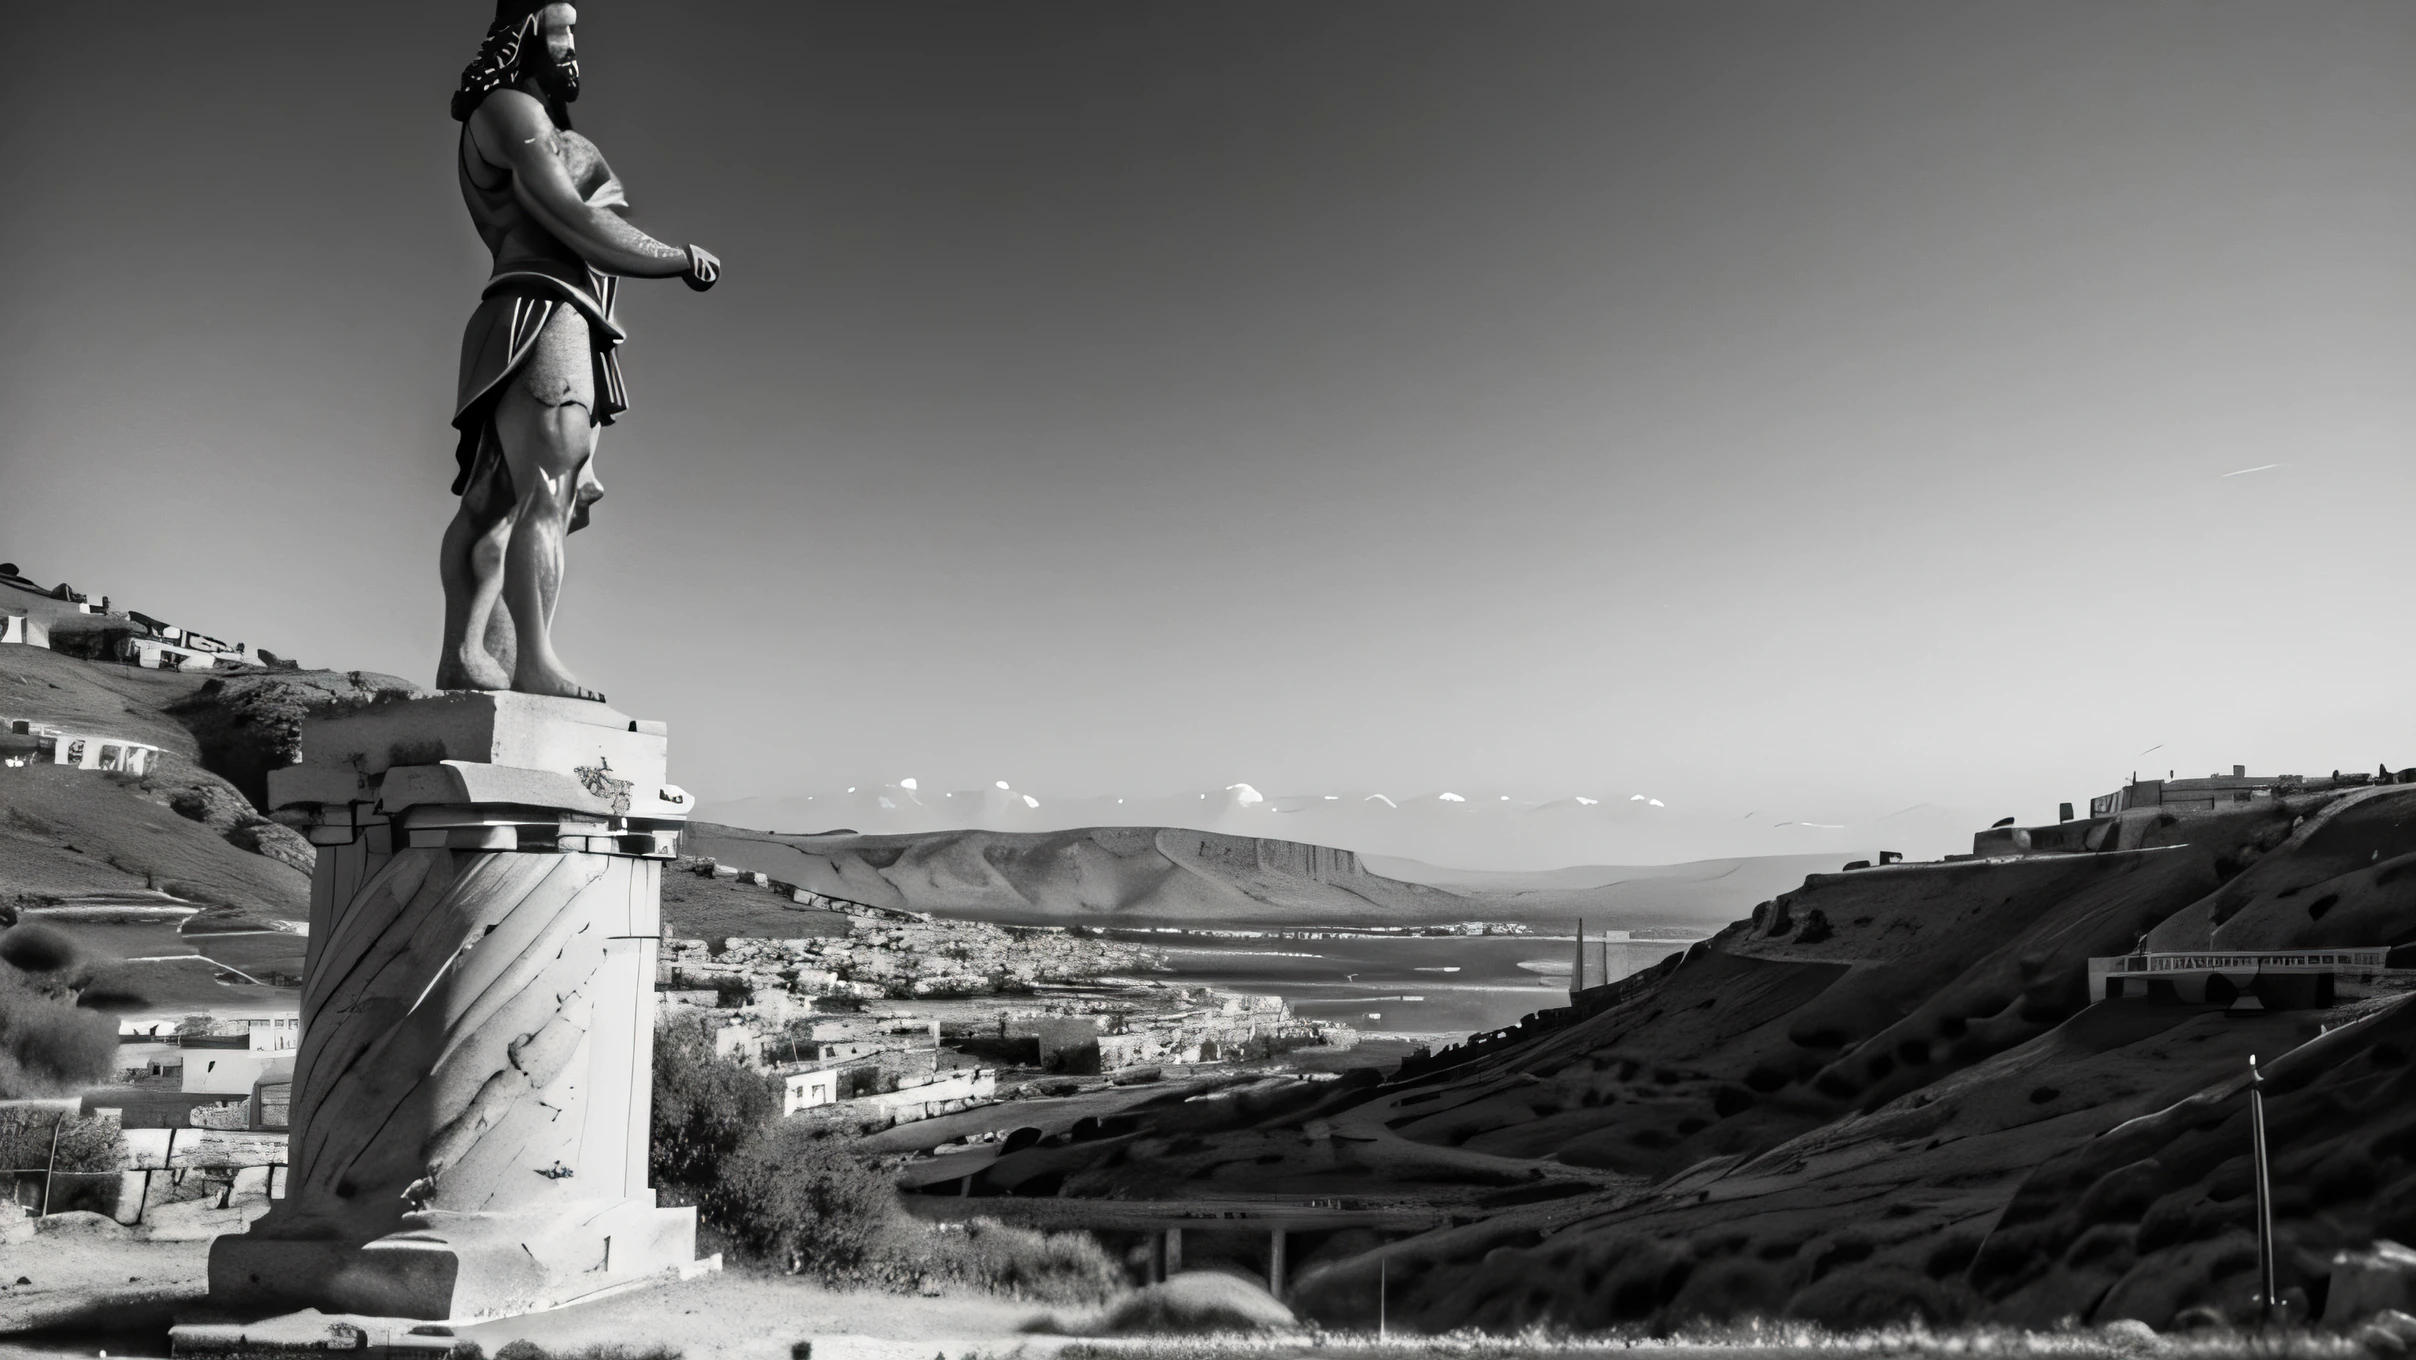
[207,693,711,1321]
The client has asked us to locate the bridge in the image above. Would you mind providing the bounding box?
[898,1193,1456,1293]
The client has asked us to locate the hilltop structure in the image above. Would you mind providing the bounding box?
[1,559,267,669]
[1970,763,2410,858]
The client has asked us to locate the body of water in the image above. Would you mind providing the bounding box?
[1097,928,1700,1038]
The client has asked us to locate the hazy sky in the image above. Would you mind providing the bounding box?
[8,2,2416,840]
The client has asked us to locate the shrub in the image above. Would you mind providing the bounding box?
[650,1017,779,1188]
[704,1117,899,1280]
[492,1343,680,1360]
[0,1108,119,1172]
[650,1018,1121,1303]
[0,929,118,1096]
[0,1110,124,1215]
[905,1218,1125,1303]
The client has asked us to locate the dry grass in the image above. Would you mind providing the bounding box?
[1033,1320,2369,1360]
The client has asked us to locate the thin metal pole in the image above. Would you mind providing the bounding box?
[37,1114,64,1216]
[2249,1054,2276,1327]
[1573,918,1585,994]
[1379,1256,1388,1339]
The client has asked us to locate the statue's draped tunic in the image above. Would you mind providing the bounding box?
[450,132,631,510]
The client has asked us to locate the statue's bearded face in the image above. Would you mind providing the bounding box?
[535,3,581,105]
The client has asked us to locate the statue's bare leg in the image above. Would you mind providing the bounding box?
[435,438,516,691]
[492,305,605,703]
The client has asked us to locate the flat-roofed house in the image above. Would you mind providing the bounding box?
[30,728,161,777]
[782,1067,840,1114]
[243,1014,301,1052]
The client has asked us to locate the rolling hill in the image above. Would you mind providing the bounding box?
[0,645,420,1034]
[948,785,2416,1332]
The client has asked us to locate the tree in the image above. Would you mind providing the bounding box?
[650,1016,779,1188]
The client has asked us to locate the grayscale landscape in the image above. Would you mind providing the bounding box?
[7,2,2416,1358]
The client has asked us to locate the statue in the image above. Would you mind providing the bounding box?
[436,0,720,701]
[193,3,717,1328]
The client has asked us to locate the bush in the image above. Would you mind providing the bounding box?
[650,1015,1122,1302]
[651,1017,779,1188]
[704,1117,899,1280]
[0,929,118,1095]
[0,1110,124,1215]
[909,1218,1125,1304]
[492,1343,681,1360]
[0,1108,121,1174]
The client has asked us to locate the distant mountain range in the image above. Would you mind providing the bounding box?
[697,783,1985,871]
[683,820,1851,932]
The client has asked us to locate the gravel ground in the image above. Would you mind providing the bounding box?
[0,1236,1065,1360]
[460,1268,1062,1360]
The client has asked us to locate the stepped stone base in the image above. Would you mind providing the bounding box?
[208,1196,708,1322]
[200,692,703,1326]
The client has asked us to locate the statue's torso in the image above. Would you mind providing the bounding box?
[459,118,628,281]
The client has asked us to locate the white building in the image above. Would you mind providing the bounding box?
[184,1048,292,1097]
[782,1064,994,1125]
[243,1014,301,1051]
[117,634,244,672]
[782,1067,840,1113]
[10,721,162,776]
[0,575,96,648]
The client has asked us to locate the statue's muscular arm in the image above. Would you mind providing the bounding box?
[470,89,695,279]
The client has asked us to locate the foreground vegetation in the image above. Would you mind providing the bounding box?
[649,1014,1124,1302]
[1047,1321,2373,1360]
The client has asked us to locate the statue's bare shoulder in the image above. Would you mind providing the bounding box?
[467,88,563,177]
[469,89,617,206]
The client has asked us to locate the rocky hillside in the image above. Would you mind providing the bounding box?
[958,786,2416,1332]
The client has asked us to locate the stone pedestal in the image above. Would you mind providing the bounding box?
[206,692,710,1322]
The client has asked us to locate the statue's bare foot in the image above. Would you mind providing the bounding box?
[515,660,605,704]
[436,646,513,692]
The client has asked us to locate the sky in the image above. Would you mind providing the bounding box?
[7,2,2416,866]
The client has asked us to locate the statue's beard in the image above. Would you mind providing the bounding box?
[536,52,580,107]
